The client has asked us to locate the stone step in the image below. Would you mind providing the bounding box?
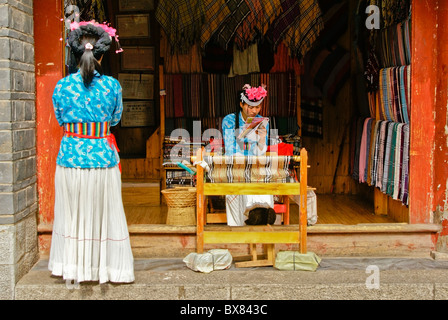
[14,257,448,300]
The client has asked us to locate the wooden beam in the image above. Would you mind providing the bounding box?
[204,183,301,195]
[203,231,300,244]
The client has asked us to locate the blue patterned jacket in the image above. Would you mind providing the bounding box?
[52,70,123,168]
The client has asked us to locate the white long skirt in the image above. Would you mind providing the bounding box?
[225,195,274,226]
[48,165,135,284]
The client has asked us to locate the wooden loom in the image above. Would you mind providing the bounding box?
[195,148,308,268]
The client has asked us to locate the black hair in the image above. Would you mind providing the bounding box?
[68,24,111,87]
[236,90,245,108]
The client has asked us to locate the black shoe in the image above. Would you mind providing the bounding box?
[245,208,266,225]
[266,208,276,225]
[245,208,277,225]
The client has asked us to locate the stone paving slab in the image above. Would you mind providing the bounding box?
[14,257,448,300]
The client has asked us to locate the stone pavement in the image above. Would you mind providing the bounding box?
[14,255,448,301]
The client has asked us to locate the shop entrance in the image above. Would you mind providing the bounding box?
[60,0,410,228]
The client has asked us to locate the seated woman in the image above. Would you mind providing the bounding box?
[221,84,276,226]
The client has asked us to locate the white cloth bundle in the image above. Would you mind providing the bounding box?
[183,249,233,273]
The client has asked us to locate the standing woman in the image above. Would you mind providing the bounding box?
[48,21,134,287]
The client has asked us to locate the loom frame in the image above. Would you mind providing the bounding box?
[195,148,308,267]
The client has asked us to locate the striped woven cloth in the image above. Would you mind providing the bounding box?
[64,122,110,138]
[203,154,295,183]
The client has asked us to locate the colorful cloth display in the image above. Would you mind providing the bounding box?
[353,118,409,206]
[164,72,297,120]
[377,65,410,123]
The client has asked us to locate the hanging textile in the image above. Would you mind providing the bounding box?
[214,0,251,50]
[353,117,409,206]
[300,100,323,138]
[282,0,324,61]
[233,0,263,50]
[228,43,260,77]
[200,0,232,49]
[65,0,107,23]
[264,0,300,49]
[233,0,283,50]
[270,42,302,74]
[155,0,205,54]
[164,72,296,120]
[161,30,203,73]
[378,65,410,123]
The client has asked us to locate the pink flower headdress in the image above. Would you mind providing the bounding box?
[241,84,268,106]
[70,20,123,53]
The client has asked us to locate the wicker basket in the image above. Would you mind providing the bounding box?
[161,187,197,225]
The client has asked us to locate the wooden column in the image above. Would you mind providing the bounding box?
[432,2,448,217]
[409,1,439,224]
[35,1,65,224]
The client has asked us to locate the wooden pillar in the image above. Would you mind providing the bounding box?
[432,2,448,215]
[35,1,65,224]
[410,1,448,224]
[196,147,205,253]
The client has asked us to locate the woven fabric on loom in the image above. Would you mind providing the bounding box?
[203,155,294,183]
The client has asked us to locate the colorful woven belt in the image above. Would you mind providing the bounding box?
[63,121,121,173]
[64,121,110,138]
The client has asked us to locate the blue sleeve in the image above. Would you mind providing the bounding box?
[52,80,64,126]
[111,79,123,126]
[222,114,239,155]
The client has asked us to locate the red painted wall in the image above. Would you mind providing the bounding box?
[34,0,64,224]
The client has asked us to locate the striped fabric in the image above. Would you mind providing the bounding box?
[378,18,411,68]
[377,65,410,123]
[164,72,297,119]
[64,121,110,138]
[203,155,294,183]
[354,118,409,206]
